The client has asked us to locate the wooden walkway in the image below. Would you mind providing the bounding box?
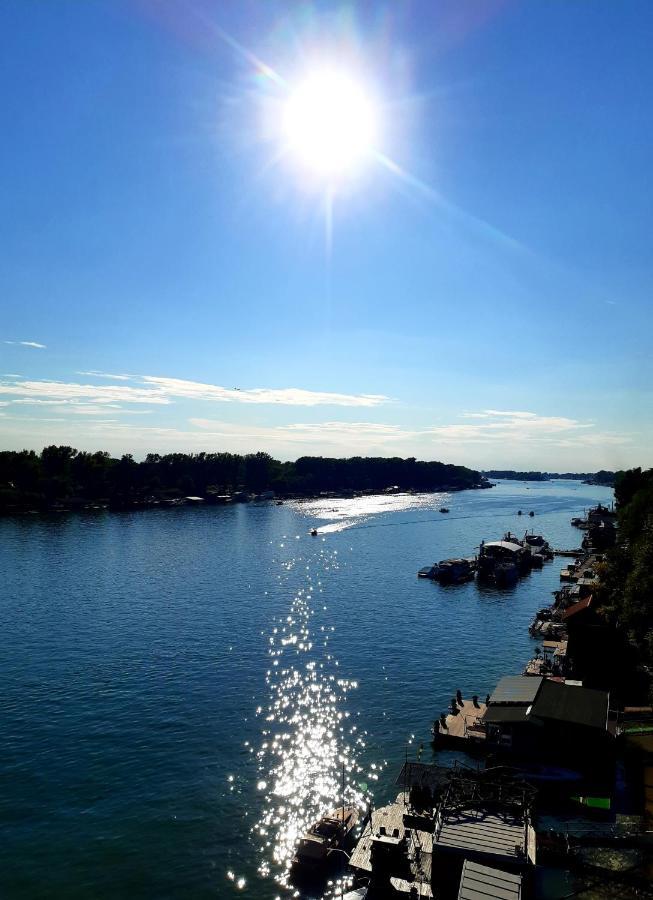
[436,699,487,743]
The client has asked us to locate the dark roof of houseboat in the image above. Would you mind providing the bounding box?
[482,705,530,724]
[530,680,608,730]
[458,859,522,900]
[489,676,543,705]
[561,595,593,620]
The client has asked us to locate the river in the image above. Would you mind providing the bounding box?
[0,479,613,898]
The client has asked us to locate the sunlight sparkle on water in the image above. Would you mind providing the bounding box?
[252,542,375,894]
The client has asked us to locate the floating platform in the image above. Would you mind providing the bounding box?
[433,699,487,747]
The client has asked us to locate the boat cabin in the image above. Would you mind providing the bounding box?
[481,675,612,761]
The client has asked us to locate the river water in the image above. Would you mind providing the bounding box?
[0,479,613,898]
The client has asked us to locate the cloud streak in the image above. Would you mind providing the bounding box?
[141,376,389,407]
[4,340,46,349]
[0,380,171,405]
[428,410,626,448]
[77,370,134,381]
[0,375,390,408]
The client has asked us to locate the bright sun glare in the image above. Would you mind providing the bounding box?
[283,70,378,177]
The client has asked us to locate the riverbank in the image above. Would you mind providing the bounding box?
[338,489,652,900]
[0,481,494,516]
[0,446,488,516]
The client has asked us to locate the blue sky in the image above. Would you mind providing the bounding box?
[1,0,651,470]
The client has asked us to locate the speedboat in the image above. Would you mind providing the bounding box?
[440,507,450,513]
[310,528,318,536]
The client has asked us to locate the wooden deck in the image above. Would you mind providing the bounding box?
[435,810,527,860]
[435,699,487,743]
[349,792,433,887]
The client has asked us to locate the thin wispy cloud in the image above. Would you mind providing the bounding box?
[142,376,390,407]
[0,380,170,405]
[9,398,152,416]
[429,410,626,448]
[4,340,46,349]
[190,418,410,445]
[0,369,635,468]
[77,371,134,381]
[0,375,390,408]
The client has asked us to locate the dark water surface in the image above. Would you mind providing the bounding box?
[0,480,613,898]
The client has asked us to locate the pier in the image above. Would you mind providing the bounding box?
[433,698,487,746]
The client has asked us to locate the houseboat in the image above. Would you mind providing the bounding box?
[477,539,530,584]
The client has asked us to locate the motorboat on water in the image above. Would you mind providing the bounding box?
[440,507,450,513]
[291,806,359,871]
[310,528,318,536]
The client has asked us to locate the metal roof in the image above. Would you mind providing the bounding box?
[489,676,543,705]
[530,680,609,730]
[458,859,522,900]
[562,595,593,620]
[482,706,529,724]
[483,541,523,553]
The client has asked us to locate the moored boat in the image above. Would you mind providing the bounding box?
[436,557,475,584]
[494,560,519,586]
[291,806,359,872]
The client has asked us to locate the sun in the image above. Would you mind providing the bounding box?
[282,70,379,178]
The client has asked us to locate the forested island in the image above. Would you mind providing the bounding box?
[0,446,489,513]
[484,469,616,485]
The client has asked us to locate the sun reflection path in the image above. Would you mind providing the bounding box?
[252,542,378,895]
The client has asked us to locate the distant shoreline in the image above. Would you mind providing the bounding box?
[0,481,494,518]
[0,446,490,516]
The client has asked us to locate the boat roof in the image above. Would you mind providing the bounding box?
[483,541,524,553]
[458,859,522,900]
[562,595,593,620]
[530,680,609,730]
[483,705,529,724]
[489,676,543,705]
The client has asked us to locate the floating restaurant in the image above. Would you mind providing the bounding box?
[348,764,535,899]
[433,675,614,763]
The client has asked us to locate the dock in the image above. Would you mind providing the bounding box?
[434,699,487,745]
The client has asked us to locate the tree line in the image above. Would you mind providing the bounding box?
[597,466,653,701]
[484,469,616,484]
[0,446,486,512]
